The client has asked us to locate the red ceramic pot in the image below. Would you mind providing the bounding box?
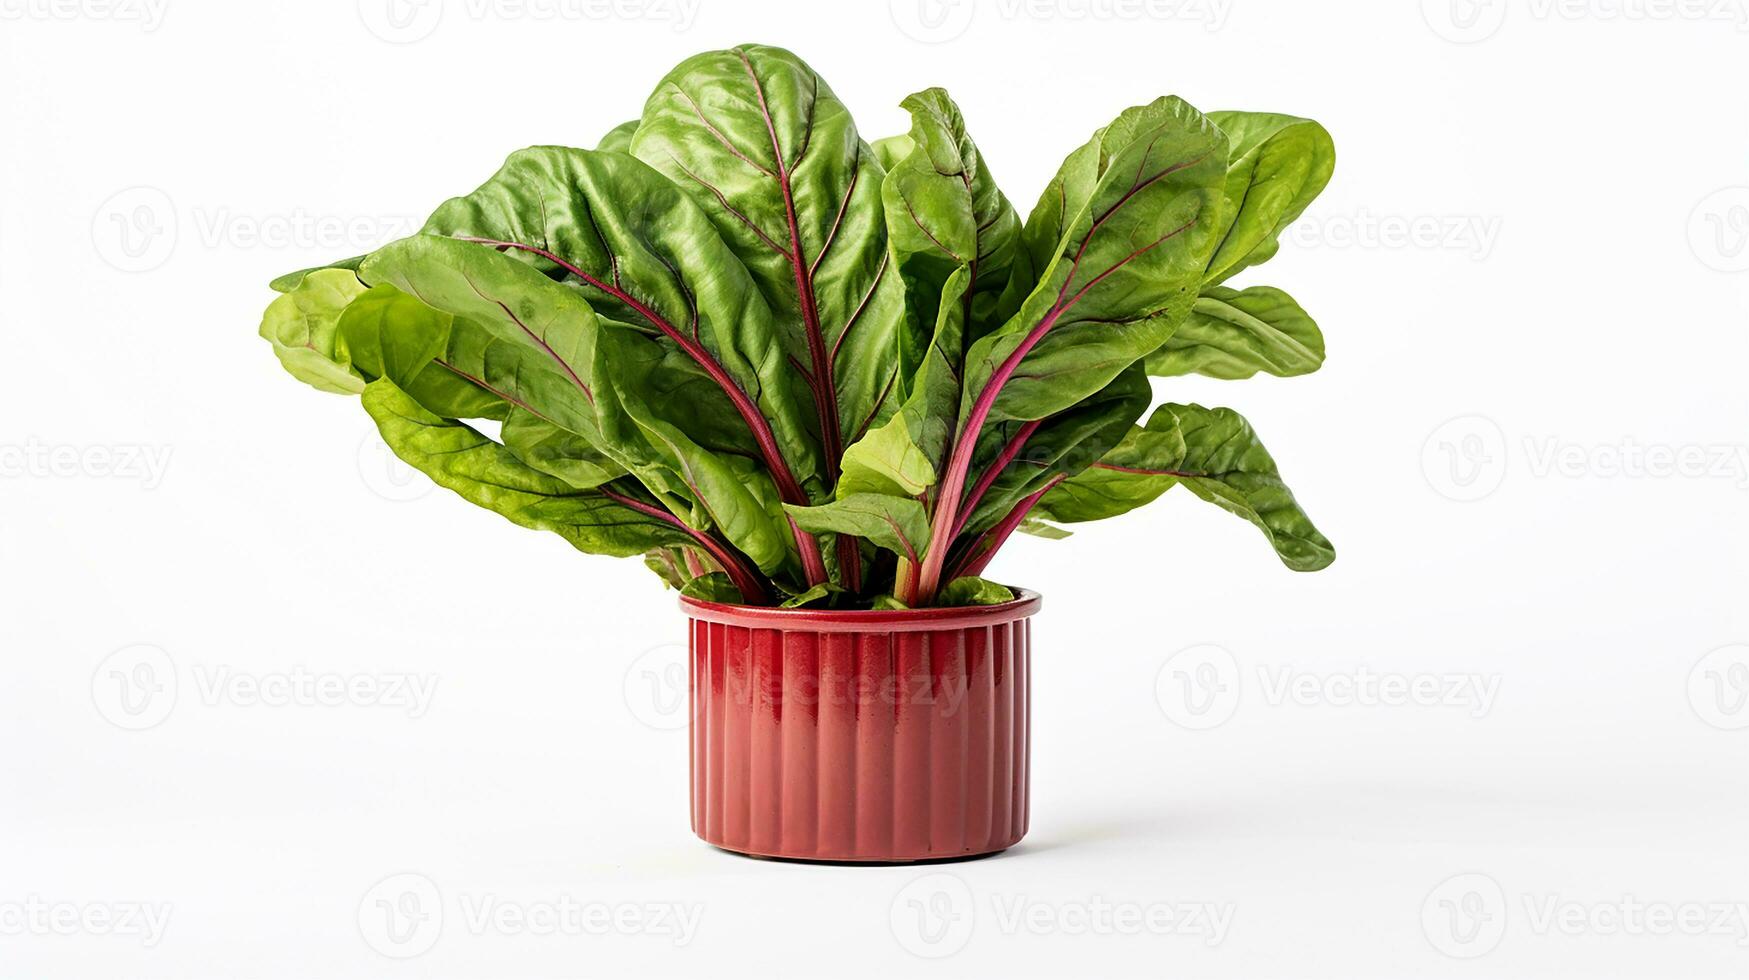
[681,590,1040,863]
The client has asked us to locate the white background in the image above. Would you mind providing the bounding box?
[3,0,1747,976]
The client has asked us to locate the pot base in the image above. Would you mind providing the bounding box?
[704,842,1016,865]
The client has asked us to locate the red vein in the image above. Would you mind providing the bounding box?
[456,234,827,587]
[737,48,859,590]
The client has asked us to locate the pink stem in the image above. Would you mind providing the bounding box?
[950,477,1063,581]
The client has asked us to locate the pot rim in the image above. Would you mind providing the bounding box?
[680,588,1041,633]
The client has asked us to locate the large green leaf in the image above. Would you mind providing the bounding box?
[1038,402,1335,571]
[417,145,824,503]
[258,268,366,394]
[1146,284,1325,379]
[629,44,906,470]
[358,236,793,578]
[360,379,692,559]
[960,97,1228,429]
[353,238,606,444]
[1203,111,1334,285]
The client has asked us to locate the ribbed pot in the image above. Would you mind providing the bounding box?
[682,590,1039,863]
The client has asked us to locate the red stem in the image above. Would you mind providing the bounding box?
[600,487,769,604]
[949,476,1063,581]
[949,418,1043,543]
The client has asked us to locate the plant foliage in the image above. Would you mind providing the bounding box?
[258,44,1338,608]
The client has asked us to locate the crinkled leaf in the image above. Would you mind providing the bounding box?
[418,145,824,500]
[630,44,906,464]
[882,87,1020,347]
[1146,284,1324,379]
[1038,402,1335,571]
[361,236,792,577]
[258,268,366,394]
[360,379,691,559]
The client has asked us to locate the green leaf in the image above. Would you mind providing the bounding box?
[258,268,367,394]
[360,379,692,559]
[335,283,506,420]
[882,87,1021,345]
[359,236,602,437]
[268,255,365,293]
[360,236,793,578]
[680,572,745,604]
[838,266,973,499]
[418,145,825,501]
[1203,111,1334,285]
[1146,284,1325,379]
[630,44,906,463]
[935,576,1014,606]
[785,494,930,563]
[962,97,1229,429]
[645,547,689,589]
[958,364,1150,537]
[1038,403,1335,571]
[596,119,639,153]
[778,582,840,608]
[870,594,910,611]
[871,134,915,171]
[501,409,625,489]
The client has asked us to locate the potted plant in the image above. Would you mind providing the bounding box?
[256,44,1337,862]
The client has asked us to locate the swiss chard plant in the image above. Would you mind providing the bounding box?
[258,44,1337,609]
